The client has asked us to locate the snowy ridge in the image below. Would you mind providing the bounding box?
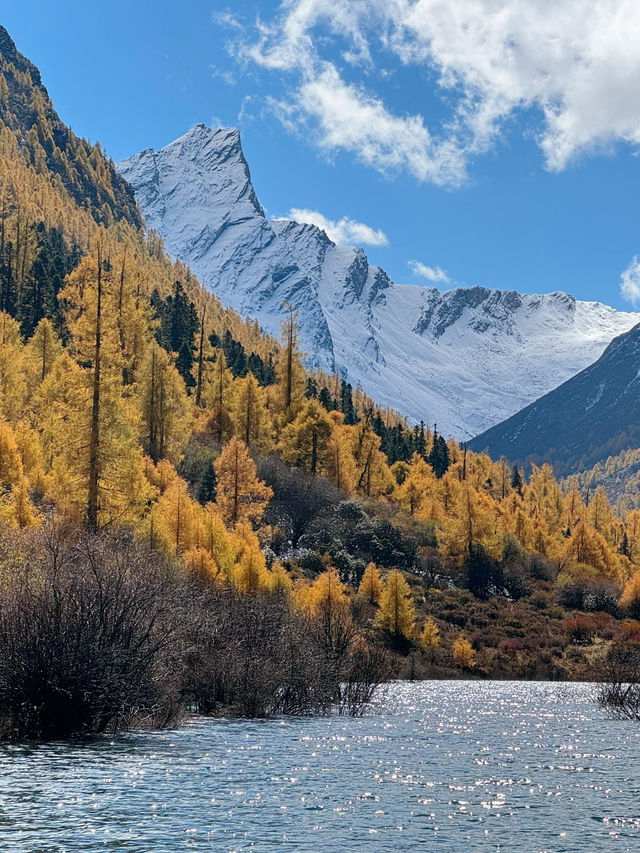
[118,125,640,438]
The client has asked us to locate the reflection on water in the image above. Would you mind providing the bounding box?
[1,681,638,851]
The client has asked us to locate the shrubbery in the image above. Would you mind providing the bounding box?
[0,524,388,740]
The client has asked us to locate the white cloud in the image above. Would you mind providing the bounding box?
[210,66,236,86]
[231,0,640,183]
[212,10,243,31]
[284,208,389,247]
[408,259,450,283]
[621,256,640,305]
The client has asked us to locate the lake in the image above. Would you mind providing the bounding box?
[1,681,638,851]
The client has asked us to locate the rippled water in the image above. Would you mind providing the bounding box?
[1,681,639,851]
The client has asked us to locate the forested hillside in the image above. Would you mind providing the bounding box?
[2,23,640,738]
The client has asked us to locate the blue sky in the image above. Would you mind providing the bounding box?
[5,1,640,309]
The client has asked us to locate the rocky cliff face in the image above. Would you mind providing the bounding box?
[118,124,640,438]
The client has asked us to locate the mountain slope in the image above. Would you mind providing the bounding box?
[0,25,140,228]
[118,125,640,438]
[470,323,640,476]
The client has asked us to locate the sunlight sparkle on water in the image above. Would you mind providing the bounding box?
[0,681,639,851]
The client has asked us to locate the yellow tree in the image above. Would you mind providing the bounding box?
[524,463,564,538]
[153,476,198,556]
[378,570,415,637]
[625,509,640,564]
[214,437,272,527]
[0,420,23,488]
[358,562,383,604]
[23,318,62,393]
[444,485,499,558]
[182,546,220,583]
[230,372,272,452]
[395,453,437,517]
[0,476,38,528]
[352,421,394,498]
[301,567,349,615]
[270,561,293,598]
[201,347,233,444]
[0,311,26,423]
[278,399,334,475]
[620,571,640,617]
[588,485,614,540]
[58,243,153,526]
[232,526,271,593]
[418,618,440,650]
[561,520,623,583]
[564,487,586,532]
[275,307,306,423]
[138,341,191,464]
[452,634,475,667]
[326,415,357,494]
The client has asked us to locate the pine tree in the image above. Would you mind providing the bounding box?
[428,428,450,478]
[197,460,217,505]
[340,380,358,425]
[17,223,76,336]
[510,465,523,496]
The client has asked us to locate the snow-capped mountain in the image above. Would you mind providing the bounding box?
[118,124,640,438]
[470,322,640,477]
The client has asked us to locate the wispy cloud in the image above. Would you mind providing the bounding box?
[283,208,389,247]
[408,259,450,284]
[212,10,243,31]
[621,256,640,305]
[226,0,640,184]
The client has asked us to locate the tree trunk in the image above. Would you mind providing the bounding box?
[87,243,102,529]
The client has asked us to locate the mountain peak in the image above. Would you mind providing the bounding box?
[118,126,640,437]
[0,25,42,86]
[119,124,265,224]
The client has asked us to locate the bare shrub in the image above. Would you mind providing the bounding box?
[0,525,183,739]
[598,644,640,720]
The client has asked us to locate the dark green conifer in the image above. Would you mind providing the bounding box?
[197,461,217,505]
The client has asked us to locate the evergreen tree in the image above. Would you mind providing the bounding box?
[510,464,523,496]
[428,429,450,478]
[221,329,247,378]
[0,241,16,317]
[152,281,199,387]
[176,340,196,388]
[464,543,503,600]
[247,350,275,385]
[318,386,337,411]
[340,380,358,425]
[197,460,217,505]
[18,223,77,337]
